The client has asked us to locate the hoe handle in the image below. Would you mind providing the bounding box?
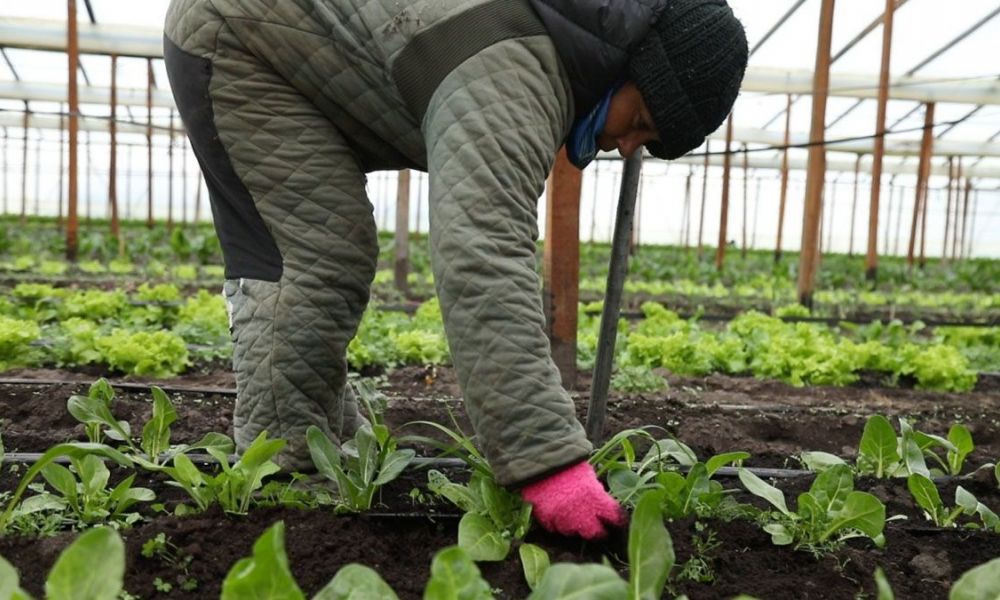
[585,152,643,444]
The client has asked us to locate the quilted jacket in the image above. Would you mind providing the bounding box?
[165,0,663,486]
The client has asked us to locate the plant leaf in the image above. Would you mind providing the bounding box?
[518,544,550,591]
[798,451,847,473]
[307,426,342,482]
[875,567,895,600]
[457,513,509,562]
[0,555,31,600]
[705,452,750,476]
[628,490,673,600]
[221,522,305,600]
[527,563,628,600]
[907,474,944,524]
[45,527,125,600]
[809,464,854,514]
[738,469,791,516]
[823,491,886,541]
[422,546,494,600]
[858,416,899,479]
[373,449,415,486]
[314,564,399,600]
[949,557,1000,600]
[141,387,177,462]
[947,425,974,476]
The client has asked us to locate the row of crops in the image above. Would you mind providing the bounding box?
[0,280,996,391]
[1,380,999,597]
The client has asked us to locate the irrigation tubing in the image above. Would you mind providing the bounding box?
[1,452,985,484]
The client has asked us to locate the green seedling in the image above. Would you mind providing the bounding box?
[0,526,125,600]
[855,416,969,479]
[68,379,235,469]
[950,557,1000,599]
[29,453,154,526]
[908,474,1000,532]
[427,468,532,562]
[0,443,133,533]
[141,533,198,593]
[162,431,284,515]
[526,488,674,600]
[739,465,886,552]
[518,544,550,591]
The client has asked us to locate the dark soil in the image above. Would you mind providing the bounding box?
[3,366,1000,598]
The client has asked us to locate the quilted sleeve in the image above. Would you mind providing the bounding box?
[422,35,592,487]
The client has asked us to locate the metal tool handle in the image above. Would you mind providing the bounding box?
[585,151,643,444]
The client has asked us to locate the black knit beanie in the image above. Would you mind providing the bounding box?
[629,0,748,160]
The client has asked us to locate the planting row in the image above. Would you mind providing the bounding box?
[1,281,994,390]
[2,380,1000,598]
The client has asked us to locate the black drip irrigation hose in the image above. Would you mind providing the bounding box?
[2,452,986,484]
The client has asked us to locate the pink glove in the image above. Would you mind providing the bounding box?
[520,461,626,539]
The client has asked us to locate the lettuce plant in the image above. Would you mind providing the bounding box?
[0,316,41,370]
[94,329,190,377]
[739,465,886,552]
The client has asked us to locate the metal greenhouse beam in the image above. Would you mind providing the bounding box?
[797,0,835,309]
[394,170,410,294]
[0,80,176,109]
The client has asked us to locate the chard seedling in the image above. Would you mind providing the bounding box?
[427,468,532,562]
[739,465,886,552]
[526,488,673,600]
[141,533,198,593]
[32,453,154,526]
[950,557,1000,599]
[908,474,1000,532]
[855,415,966,479]
[68,378,235,468]
[163,431,284,515]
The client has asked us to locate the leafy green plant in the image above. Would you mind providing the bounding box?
[950,557,1000,599]
[164,431,284,515]
[94,329,190,377]
[0,443,134,533]
[30,453,154,526]
[611,366,668,393]
[0,526,125,600]
[854,416,965,479]
[67,379,235,468]
[306,381,414,512]
[141,533,198,593]
[739,465,886,552]
[526,488,674,600]
[908,474,1000,531]
[0,316,41,370]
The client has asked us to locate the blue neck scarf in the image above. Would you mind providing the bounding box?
[566,83,623,169]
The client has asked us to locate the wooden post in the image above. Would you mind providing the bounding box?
[942,157,954,263]
[715,114,734,271]
[394,170,411,294]
[848,155,861,256]
[181,137,188,225]
[1,128,6,216]
[893,185,905,256]
[697,140,709,258]
[827,178,838,252]
[109,54,122,253]
[882,178,894,255]
[125,144,132,221]
[775,94,792,262]
[965,189,979,259]
[58,108,64,228]
[797,0,835,308]
[907,103,934,268]
[588,161,600,243]
[85,130,91,222]
[958,179,971,261]
[20,109,29,222]
[543,148,582,389]
[146,58,154,228]
[952,158,963,261]
[167,110,174,229]
[918,181,930,269]
[681,167,692,248]
[33,132,41,217]
[741,144,748,258]
[66,0,79,261]
[864,0,896,280]
[751,177,761,249]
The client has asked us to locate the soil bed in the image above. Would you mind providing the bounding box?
[2,366,999,599]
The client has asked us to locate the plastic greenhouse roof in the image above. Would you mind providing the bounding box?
[0,0,998,185]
